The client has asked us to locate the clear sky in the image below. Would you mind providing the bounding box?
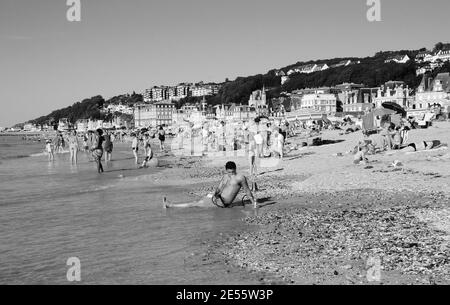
[1,0,449,126]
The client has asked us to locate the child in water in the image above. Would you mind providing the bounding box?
[45,140,54,161]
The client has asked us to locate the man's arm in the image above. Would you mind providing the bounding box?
[241,176,257,208]
[214,176,226,196]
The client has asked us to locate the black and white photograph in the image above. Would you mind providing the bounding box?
[0,0,449,290]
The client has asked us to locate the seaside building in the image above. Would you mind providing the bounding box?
[384,54,410,64]
[413,73,450,112]
[421,48,450,64]
[281,75,290,85]
[215,104,256,122]
[104,103,133,115]
[335,83,375,113]
[134,100,175,128]
[176,84,190,99]
[289,91,303,110]
[373,81,413,109]
[23,123,38,132]
[330,60,353,68]
[415,51,431,63]
[300,93,337,114]
[150,86,165,102]
[312,63,329,72]
[76,119,89,132]
[144,83,220,102]
[287,64,320,75]
[248,87,268,115]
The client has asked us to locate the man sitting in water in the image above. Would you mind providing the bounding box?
[163,161,258,209]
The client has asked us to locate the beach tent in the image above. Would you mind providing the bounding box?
[362,108,395,131]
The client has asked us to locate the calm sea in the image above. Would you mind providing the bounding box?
[0,135,258,284]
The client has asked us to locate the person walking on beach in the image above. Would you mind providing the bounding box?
[276,128,285,159]
[143,133,151,157]
[103,131,113,162]
[158,126,166,152]
[131,133,139,164]
[141,135,154,168]
[91,129,105,173]
[163,161,257,209]
[67,130,79,164]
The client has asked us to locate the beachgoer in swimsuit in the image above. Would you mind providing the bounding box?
[45,140,54,161]
[131,133,139,164]
[158,126,166,151]
[82,134,89,152]
[142,133,151,157]
[103,131,113,162]
[141,135,154,168]
[68,130,79,164]
[163,161,257,209]
[276,128,285,159]
[53,134,61,153]
[392,126,402,150]
[91,129,105,173]
[60,134,66,153]
[401,140,442,152]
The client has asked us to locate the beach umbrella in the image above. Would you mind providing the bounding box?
[372,107,395,117]
[256,115,269,120]
[382,102,407,117]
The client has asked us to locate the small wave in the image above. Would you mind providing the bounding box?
[30,152,47,157]
[0,154,33,160]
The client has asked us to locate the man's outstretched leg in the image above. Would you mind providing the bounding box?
[163,196,213,209]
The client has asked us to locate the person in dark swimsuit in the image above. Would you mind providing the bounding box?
[91,129,105,173]
[103,131,113,162]
[402,140,442,152]
[163,161,257,209]
[158,126,166,151]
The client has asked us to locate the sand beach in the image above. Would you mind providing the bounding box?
[151,121,450,285]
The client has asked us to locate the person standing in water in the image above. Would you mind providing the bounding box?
[82,133,89,152]
[68,130,79,164]
[103,131,113,162]
[59,133,66,153]
[163,161,257,209]
[91,129,105,173]
[53,133,61,153]
[141,134,154,168]
[158,126,166,152]
[45,139,54,161]
[131,133,139,164]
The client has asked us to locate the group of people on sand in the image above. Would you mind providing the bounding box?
[354,119,445,164]
[196,118,288,160]
[130,126,166,168]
